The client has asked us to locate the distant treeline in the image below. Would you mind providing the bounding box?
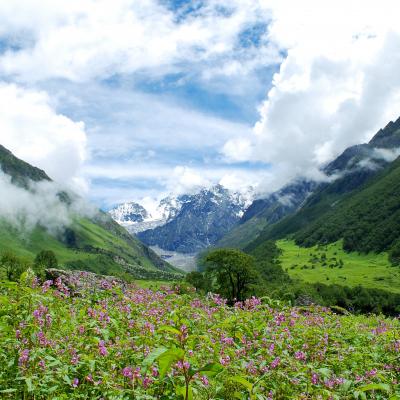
[188,241,400,316]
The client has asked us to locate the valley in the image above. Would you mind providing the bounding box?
[278,239,400,294]
[3,3,400,398]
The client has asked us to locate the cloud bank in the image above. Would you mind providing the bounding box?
[2,0,400,206]
[0,83,87,192]
[0,171,96,234]
[223,0,400,193]
[0,0,277,83]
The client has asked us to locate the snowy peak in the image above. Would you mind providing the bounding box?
[108,202,149,224]
[109,185,254,252]
[136,185,254,253]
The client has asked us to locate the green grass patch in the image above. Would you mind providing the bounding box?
[278,239,400,293]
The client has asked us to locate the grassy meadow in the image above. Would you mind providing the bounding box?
[277,239,400,293]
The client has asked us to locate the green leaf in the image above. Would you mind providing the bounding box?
[359,383,391,392]
[353,391,367,400]
[230,376,253,392]
[317,368,331,378]
[142,347,168,368]
[176,385,193,400]
[63,375,71,386]
[0,389,17,393]
[194,362,223,378]
[25,377,33,392]
[157,325,181,335]
[156,347,185,379]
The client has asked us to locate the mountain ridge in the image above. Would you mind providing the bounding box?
[117,184,253,254]
[0,144,181,279]
[219,115,400,250]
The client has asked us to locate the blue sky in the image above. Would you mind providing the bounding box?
[2,0,400,209]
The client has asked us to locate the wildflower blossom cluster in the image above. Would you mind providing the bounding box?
[0,278,399,399]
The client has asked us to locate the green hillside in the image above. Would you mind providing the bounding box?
[294,157,400,259]
[278,239,400,293]
[247,156,400,264]
[216,216,268,249]
[0,144,51,187]
[0,145,182,280]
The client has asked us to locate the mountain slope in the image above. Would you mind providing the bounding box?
[217,180,317,249]
[0,145,181,279]
[246,116,400,263]
[223,116,400,252]
[137,185,250,253]
[0,145,51,187]
[294,156,400,257]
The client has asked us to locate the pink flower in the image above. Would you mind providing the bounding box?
[311,373,319,385]
[200,375,209,386]
[18,349,30,367]
[72,378,79,388]
[122,366,133,379]
[41,280,53,293]
[219,355,231,366]
[294,351,307,361]
[366,368,377,377]
[98,340,108,357]
[270,357,280,369]
[142,376,152,388]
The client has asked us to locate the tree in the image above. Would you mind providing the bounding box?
[204,248,258,304]
[34,250,58,269]
[185,271,211,293]
[0,251,29,281]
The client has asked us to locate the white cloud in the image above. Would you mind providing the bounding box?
[223,0,400,190]
[4,0,400,207]
[0,83,87,192]
[0,0,276,82]
[0,171,96,233]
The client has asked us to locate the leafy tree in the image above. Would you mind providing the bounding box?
[185,271,211,293]
[204,248,258,304]
[33,250,58,281]
[0,251,29,281]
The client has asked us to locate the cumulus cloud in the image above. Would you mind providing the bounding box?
[223,0,400,192]
[0,83,87,192]
[0,171,96,234]
[0,0,277,82]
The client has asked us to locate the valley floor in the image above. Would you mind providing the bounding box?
[278,239,400,293]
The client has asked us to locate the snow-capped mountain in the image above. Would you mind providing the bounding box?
[137,184,253,253]
[109,184,253,252]
[108,202,149,224]
[108,194,190,234]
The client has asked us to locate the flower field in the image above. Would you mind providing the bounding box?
[0,274,399,399]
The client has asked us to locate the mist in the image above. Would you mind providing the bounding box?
[0,171,96,235]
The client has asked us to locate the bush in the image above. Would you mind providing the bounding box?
[0,251,29,281]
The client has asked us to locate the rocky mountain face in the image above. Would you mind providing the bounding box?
[240,180,318,225]
[138,185,251,253]
[109,202,149,224]
[244,115,400,252]
[110,185,252,254]
[109,195,190,234]
[218,116,400,249]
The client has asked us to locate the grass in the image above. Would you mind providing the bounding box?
[0,216,182,280]
[277,239,400,294]
[133,279,175,289]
